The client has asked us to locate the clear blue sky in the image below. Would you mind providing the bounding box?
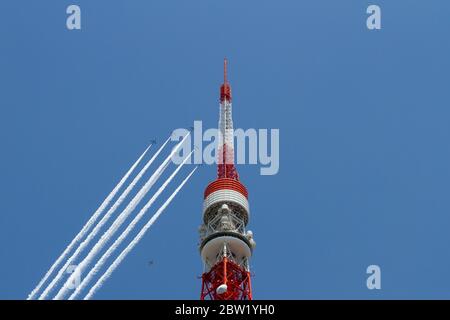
[1,1,450,299]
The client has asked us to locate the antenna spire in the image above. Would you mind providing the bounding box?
[224,58,228,84]
[220,58,232,102]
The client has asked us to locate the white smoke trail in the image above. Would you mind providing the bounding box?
[69,151,194,299]
[84,166,198,300]
[27,143,152,300]
[54,132,190,300]
[38,138,169,300]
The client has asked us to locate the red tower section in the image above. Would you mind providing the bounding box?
[199,60,255,300]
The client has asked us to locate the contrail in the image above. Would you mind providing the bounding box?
[84,166,198,300]
[54,132,190,300]
[27,143,151,300]
[69,151,194,299]
[38,138,169,300]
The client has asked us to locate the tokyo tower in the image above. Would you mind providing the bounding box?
[199,59,255,300]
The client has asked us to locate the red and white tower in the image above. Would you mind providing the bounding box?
[199,59,255,300]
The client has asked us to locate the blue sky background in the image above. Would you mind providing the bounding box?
[1,1,450,299]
